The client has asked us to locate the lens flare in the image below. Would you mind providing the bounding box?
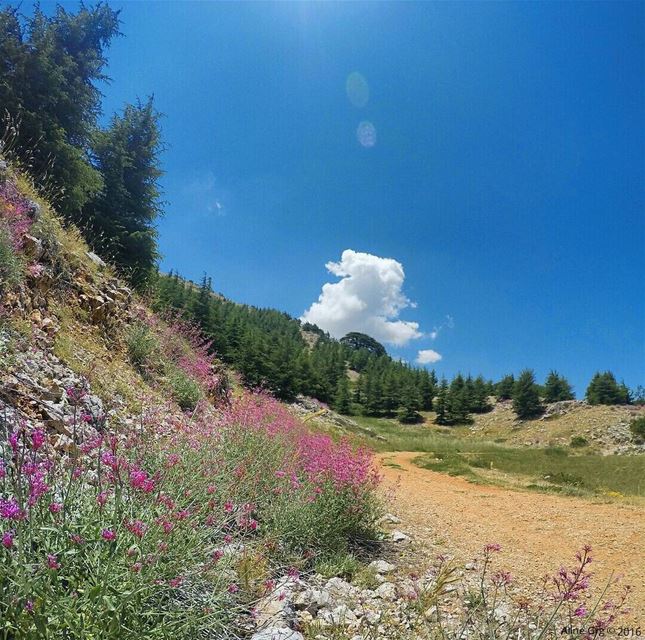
[346,72,369,108]
[356,121,377,148]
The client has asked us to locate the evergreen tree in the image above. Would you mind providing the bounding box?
[496,374,515,400]
[83,98,163,287]
[333,375,351,414]
[0,4,120,218]
[471,375,491,413]
[381,373,399,415]
[512,369,543,419]
[543,371,574,403]
[340,332,386,357]
[399,385,421,424]
[633,385,645,406]
[418,369,435,411]
[586,372,631,405]
[362,370,382,416]
[434,379,449,425]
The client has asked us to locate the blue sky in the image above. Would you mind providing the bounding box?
[47,1,644,393]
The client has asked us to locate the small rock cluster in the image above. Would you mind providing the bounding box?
[248,523,449,640]
[0,339,110,454]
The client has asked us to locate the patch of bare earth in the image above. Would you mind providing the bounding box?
[378,451,645,623]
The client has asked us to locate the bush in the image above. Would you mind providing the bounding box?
[630,416,645,443]
[314,552,360,580]
[570,435,588,448]
[0,224,23,292]
[0,389,380,638]
[125,322,160,370]
[168,368,202,410]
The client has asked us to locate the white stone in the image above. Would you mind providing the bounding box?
[390,530,411,543]
[325,576,355,598]
[375,582,397,601]
[319,604,358,626]
[250,628,304,640]
[378,513,401,525]
[368,560,396,574]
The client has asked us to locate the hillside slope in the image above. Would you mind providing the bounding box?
[0,162,381,639]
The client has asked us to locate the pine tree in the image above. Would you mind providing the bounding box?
[418,369,435,411]
[586,372,630,405]
[191,275,212,326]
[471,376,491,413]
[362,371,382,416]
[544,371,574,403]
[381,373,399,415]
[496,374,515,400]
[512,369,543,419]
[333,375,351,414]
[399,385,421,424]
[83,98,163,287]
[434,379,449,425]
[0,5,120,218]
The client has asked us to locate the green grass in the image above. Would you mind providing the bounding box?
[416,447,645,496]
[346,414,645,497]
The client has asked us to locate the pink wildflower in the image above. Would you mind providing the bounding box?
[2,531,14,549]
[49,502,63,514]
[287,567,300,579]
[65,386,86,405]
[125,520,147,539]
[9,431,19,452]
[227,583,239,594]
[31,428,46,451]
[492,570,513,587]
[0,498,22,520]
[101,529,116,541]
[212,549,224,562]
[47,554,60,570]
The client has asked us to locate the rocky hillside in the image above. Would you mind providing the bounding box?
[462,399,644,454]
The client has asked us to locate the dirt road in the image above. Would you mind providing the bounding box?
[377,451,645,621]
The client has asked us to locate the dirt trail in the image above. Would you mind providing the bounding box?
[378,451,645,622]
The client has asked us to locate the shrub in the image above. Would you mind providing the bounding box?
[570,435,588,448]
[168,368,202,410]
[125,321,160,370]
[630,416,645,443]
[314,552,360,580]
[0,387,380,638]
[0,224,23,292]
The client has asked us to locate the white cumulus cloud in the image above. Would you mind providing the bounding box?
[416,349,442,364]
[301,250,422,346]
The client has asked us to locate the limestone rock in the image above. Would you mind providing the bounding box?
[375,582,397,601]
[250,629,304,640]
[391,530,411,543]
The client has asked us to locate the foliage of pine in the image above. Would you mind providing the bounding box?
[512,369,543,419]
[433,375,493,425]
[0,5,119,217]
[0,5,161,289]
[82,99,163,288]
[586,372,632,405]
[153,272,439,413]
[543,370,574,402]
